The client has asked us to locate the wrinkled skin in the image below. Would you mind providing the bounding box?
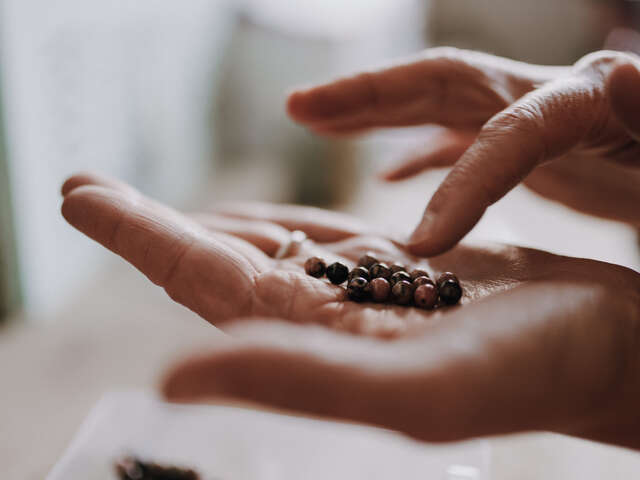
[287,48,640,253]
[62,174,640,449]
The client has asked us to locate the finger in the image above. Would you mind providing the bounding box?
[288,48,559,132]
[608,61,640,143]
[61,184,265,321]
[213,202,369,243]
[61,171,138,197]
[380,130,475,182]
[162,283,617,442]
[407,77,597,256]
[191,213,292,257]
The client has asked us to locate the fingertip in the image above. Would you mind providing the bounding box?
[607,62,640,141]
[61,172,101,196]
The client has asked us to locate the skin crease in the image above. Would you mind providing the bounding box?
[287,48,640,254]
[61,173,640,449]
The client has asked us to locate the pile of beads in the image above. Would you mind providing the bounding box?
[304,252,463,309]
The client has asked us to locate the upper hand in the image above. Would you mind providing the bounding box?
[287,48,640,255]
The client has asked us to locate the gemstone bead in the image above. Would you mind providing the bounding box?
[369,277,391,302]
[410,269,430,281]
[413,276,435,288]
[326,262,349,285]
[304,257,326,278]
[369,263,392,281]
[347,277,370,302]
[358,252,379,269]
[390,271,412,285]
[414,283,438,309]
[439,279,463,305]
[390,262,407,274]
[437,272,459,286]
[391,280,413,305]
[348,266,370,282]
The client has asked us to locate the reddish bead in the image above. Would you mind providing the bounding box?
[390,271,412,285]
[392,280,413,305]
[358,252,379,269]
[410,269,430,281]
[347,277,370,302]
[369,263,392,281]
[370,277,391,302]
[304,257,326,278]
[414,283,438,309]
[348,266,370,282]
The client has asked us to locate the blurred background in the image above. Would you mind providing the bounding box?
[1,0,640,478]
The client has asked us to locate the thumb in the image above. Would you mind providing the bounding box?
[607,61,640,142]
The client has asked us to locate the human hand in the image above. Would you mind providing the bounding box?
[287,48,640,255]
[162,261,640,449]
[60,172,634,338]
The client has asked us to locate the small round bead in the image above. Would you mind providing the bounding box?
[413,276,435,288]
[390,271,412,286]
[391,280,413,305]
[304,257,326,278]
[370,277,391,302]
[437,272,459,287]
[347,277,370,302]
[326,262,349,285]
[348,266,370,282]
[390,262,407,274]
[414,283,438,309]
[439,279,463,305]
[358,252,379,269]
[410,269,430,281]
[369,263,392,281]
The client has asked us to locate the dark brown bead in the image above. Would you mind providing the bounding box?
[348,266,370,282]
[414,283,438,309]
[369,262,392,281]
[370,277,391,302]
[304,257,326,278]
[439,279,463,305]
[390,271,412,285]
[410,269,430,281]
[358,252,379,269]
[347,277,369,302]
[413,276,435,288]
[390,262,407,274]
[392,280,413,305]
[437,272,459,287]
[326,262,349,285]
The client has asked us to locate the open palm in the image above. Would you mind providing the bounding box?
[62,173,638,339]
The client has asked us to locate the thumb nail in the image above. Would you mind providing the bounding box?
[408,214,435,247]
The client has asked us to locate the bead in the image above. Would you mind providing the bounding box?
[437,272,459,287]
[370,278,391,302]
[358,252,379,269]
[347,277,369,302]
[390,271,412,285]
[414,283,438,309]
[390,262,407,274]
[413,276,435,288]
[369,262,392,281]
[410,269,430,281]
[326,262,349,285]
[439,279,463,305]
[348,266,370,282]
[392,280,413,305]
[304,257,326,278]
